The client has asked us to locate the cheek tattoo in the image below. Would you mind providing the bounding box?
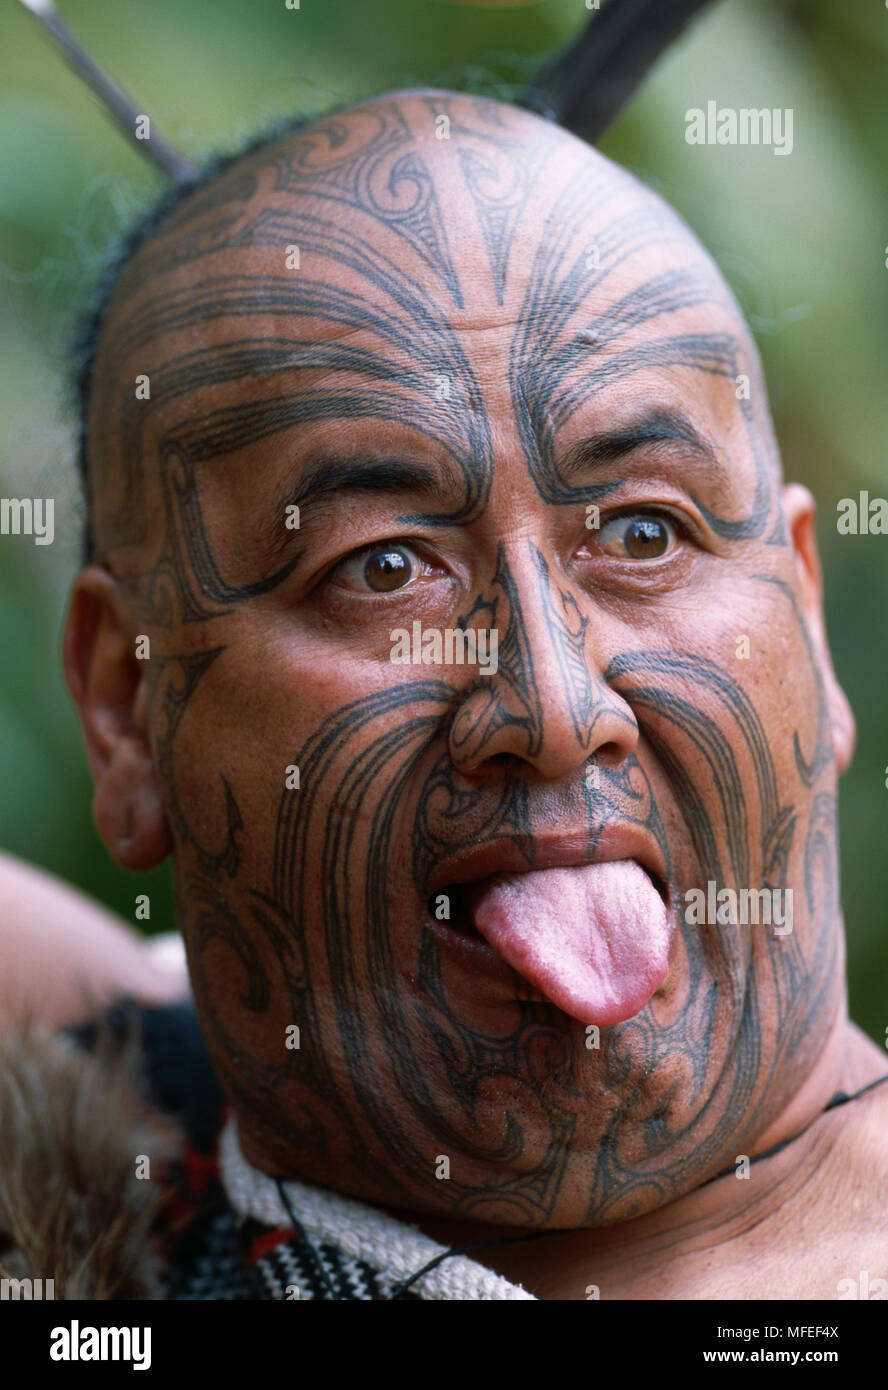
[84,93,844,1229]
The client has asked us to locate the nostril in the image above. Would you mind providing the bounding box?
[488,752,530,773]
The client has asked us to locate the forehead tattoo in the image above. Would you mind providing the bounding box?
[84,93,839,1226]
[89,94,779,600]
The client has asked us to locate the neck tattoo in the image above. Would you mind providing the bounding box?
[273,1071,888,1300]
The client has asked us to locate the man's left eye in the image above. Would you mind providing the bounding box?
[597,512,679,561]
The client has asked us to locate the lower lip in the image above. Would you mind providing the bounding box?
[424,917,517,982]
[422,919,558,1014]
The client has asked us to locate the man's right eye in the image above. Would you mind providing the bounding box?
[329,541,427,594]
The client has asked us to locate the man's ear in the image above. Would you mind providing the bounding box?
[782,483,856,775]
[62,567,172,870]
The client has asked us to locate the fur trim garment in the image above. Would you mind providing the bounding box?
[0,1013,534,1300]
[0,1024,171,1299]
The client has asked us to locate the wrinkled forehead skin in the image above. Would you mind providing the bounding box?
[86,90,842,1229]
[88,88,777,571]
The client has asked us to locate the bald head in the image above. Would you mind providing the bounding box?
[83,88,777,608]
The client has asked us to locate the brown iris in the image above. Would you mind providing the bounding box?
[363,545,413,592]
[623,517,669,559]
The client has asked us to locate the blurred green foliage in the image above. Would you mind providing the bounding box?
[0,0,885,1041]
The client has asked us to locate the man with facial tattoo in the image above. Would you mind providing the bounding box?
[2,88,886,1302]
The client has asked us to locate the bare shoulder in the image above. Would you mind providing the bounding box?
[733,1032,888,1299]
[809,1046,888,1298]
[844,1070,888,1213]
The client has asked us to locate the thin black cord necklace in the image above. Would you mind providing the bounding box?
[274,1071,888,1301]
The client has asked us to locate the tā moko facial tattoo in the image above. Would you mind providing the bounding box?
[71,90,854,1230]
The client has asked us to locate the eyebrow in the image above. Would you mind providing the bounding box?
[284,409,713,511]
[292,456,463,507]
[263,455,467,564]
[260,409,724,569]
[558,408,724,481]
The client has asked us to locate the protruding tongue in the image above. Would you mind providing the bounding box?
[467,859,671,1025]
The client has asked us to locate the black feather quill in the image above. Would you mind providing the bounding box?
[522,0,721,144]
[15,0,197,181]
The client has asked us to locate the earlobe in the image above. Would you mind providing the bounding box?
[93,744,172,870]
[782,483,856,776]
[62,567,172,871]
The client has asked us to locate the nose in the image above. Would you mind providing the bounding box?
[447,543,639,783]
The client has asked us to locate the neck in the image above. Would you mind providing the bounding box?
[388,1013,887,1299]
